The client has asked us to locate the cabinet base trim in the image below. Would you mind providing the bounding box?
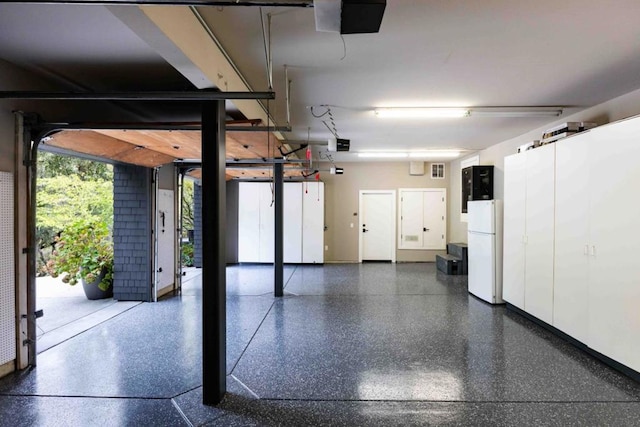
[505,303,640,383]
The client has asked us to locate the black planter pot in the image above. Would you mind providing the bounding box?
[81,269,113,300]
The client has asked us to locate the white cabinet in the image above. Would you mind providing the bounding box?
[506,115,640,374]
[238,182,324,264]
[398,188,446,250]
[555,120,640,371]
[502,144,555,324]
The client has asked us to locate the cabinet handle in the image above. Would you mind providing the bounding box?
[590,245,596,257]
[584,245,589,255]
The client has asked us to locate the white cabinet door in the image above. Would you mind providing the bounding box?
[398,188,446,250]
[523,144,555,324]
[284,183,303,263]
[238,182,325,264]
[553,133,591,343]
[238,182,261,262]
[258,183,275,262]
[502,153,527,309]
[587,120,640,372]
[302,181,324,263]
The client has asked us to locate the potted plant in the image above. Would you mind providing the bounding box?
[47,219,114,300]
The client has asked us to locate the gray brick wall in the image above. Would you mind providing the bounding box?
[193,183,202,268]
[113,164,152,301]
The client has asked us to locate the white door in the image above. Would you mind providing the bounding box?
[156,189,175,292]
[502,153,527,309]
[422,190,446,249]
[468,231,496,303]
[399,190,423,248]
[284,183,303,263]
[302,181,324,263]
[360,191,395,262]
[399,189,446,250]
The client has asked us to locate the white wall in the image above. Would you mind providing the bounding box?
[449,86,640,242]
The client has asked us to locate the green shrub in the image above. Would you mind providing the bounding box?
[47,219,113,291]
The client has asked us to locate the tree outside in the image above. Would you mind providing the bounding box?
[36,152,113,275]
[180,178,195,267]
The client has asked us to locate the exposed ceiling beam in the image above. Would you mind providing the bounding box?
[7,1,312,5]
[0,91,274,101]
[132,5,285,139]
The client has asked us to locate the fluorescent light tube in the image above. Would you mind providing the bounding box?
[374,108,469,118]
[373,106,563,118]
[408,151,461,158]
[470,108,563,118]
[358,152,409,158]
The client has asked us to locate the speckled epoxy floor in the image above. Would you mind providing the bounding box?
[1,263,639,426]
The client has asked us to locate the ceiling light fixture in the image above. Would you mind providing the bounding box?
[374,107,469,118]
[358,152,409,158]
[358,150,464,159]
[374,106,563,118]
[469,107,563,118]
[408,151,461,158]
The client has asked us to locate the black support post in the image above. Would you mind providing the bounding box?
[274,162,284,297]
[201,100,226,405]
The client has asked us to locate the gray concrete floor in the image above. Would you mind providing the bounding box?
[1,263,639,426]
[36,275,141,353]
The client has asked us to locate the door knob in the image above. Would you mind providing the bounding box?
[423,227,429,232]
[362,228,368,233]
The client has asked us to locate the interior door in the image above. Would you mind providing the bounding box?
[423,189,446,249]
[360,191,395,261]
[400,190,423,248]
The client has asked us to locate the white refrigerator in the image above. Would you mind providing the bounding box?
[467,200,503,304]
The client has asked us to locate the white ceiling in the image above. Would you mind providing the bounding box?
[1,1,640,162]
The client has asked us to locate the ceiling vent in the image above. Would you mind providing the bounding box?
[314,0,387,34]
